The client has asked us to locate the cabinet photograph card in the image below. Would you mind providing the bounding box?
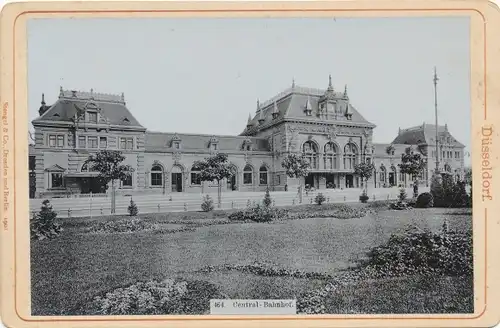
[1,1,500,327]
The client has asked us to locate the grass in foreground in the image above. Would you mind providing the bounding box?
[31,205,473,315]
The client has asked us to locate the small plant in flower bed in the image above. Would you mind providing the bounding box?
[315,193,326,205]
[200,195,214,212]
[356,225,473,277]
[359,190,369,203]
[84,278,226,315]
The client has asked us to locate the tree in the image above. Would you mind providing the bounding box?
[398,146,426,197]
[263,187,272,208]
[128,197,138,216]
[281,153,311,204]
[87,150,134,214]
[194,153,234,208]
[353,162,375,192]
[30,200,62,240]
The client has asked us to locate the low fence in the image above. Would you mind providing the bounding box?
[30,188,426,219]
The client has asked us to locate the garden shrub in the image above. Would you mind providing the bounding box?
[398,187,407,202]
[263,188,272,207]
[88,278,225,315]
[432,175,472,208]
[315,193,326,205]
[228,204,288,223]
[357,224,473,277]
[201,195,214,212]
[359,190,369,203]
[415,192,434,208]
[128,198,138,216]
[30,200,63,240]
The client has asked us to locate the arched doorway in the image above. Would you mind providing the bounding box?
[389,165,397,187]
[345,174,354,188]
[227,165,238,191]
[171,165,183,192]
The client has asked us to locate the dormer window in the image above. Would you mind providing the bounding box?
[242,138,252,151]
[209,136,219,151]
[171,133,182,150]
[122,117,130,124]
[88,112,98,123]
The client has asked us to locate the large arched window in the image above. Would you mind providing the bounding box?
[379,165,387,185]
[303,141,318,169]
[324,142,339,170]
[151,164,163,186]
[190,164,201,185]
[243,165,253,185]
[259,166,268,185]
[343,143,358,170]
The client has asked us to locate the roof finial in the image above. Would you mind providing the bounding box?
[343,84,349,99]
[41,93,46,105]
[121,92,125,102]
[90,88,94,99]
[247,113,252,124]
[398,127,402,135]
[444,123,448,131]
[59,86,64,97]
[292,77,296,89]
[256,99,261,112]
[328,74,333,87]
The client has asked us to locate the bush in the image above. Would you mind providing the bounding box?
[359,190,369,203]
[201,195,214,212]
[398,187,407,202]
[432,175,472,208]
[389,201,410,210]
[228,204,288,223]
[315,193,326,205]
[416,192,434,208]
[30,200,63,240]
[263,188,272,208]
[88,278,225,315]
[128,198,138,216]
[358,224,473,277]
[86,218,157,234]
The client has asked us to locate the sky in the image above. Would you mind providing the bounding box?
[27,16,471,164]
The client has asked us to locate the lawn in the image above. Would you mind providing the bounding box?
[30,204,473,315]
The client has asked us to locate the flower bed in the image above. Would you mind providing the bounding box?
[85,278,226,315]
[198,262,336,280]
[85,218,196,234]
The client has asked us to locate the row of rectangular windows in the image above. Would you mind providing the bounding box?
[49,172,133,189]
[149,171,270,187]
[47,134,135,150]
[431,150,461,159]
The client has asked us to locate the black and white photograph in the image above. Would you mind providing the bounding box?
[27,15,473,316]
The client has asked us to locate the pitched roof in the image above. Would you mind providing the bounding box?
[32,88,144,128]
[145,132,270,152]
[391,123,465,147]
[241,85,375,134]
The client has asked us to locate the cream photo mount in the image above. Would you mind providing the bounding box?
[1,1,499,327]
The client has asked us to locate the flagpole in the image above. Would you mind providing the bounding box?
[433,67,440,174]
